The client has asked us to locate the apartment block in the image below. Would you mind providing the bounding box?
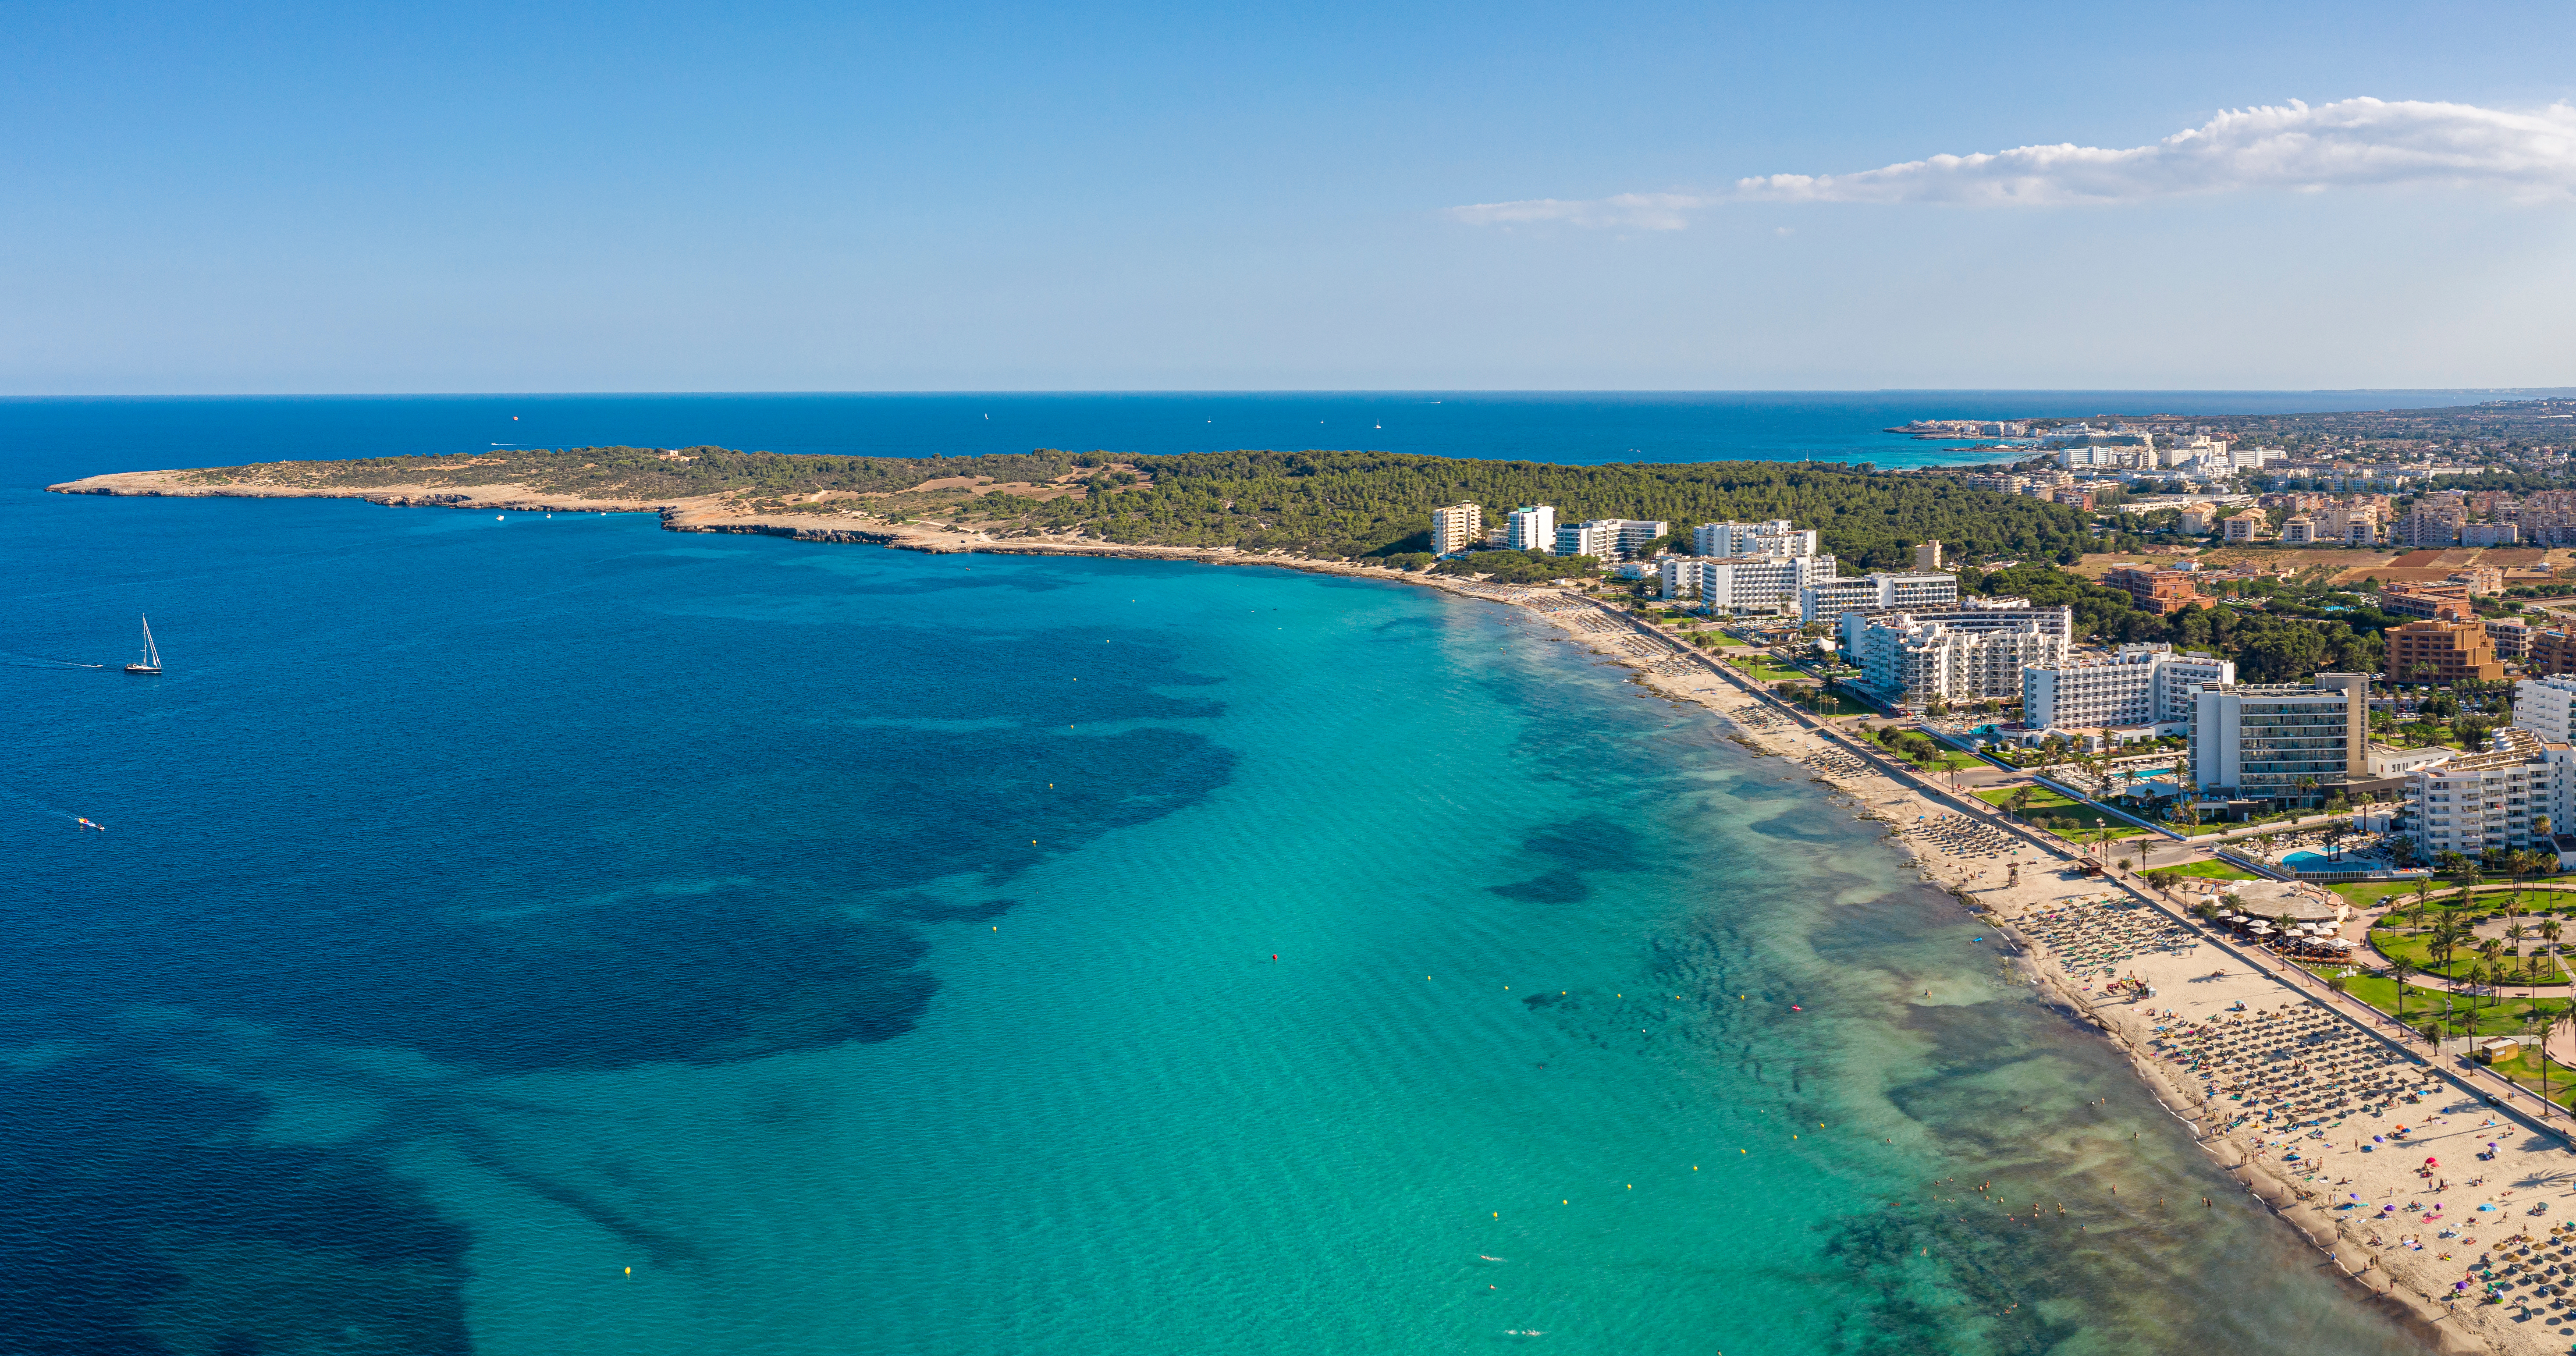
[2487,617,2531,661]
[2190,675,2370,805]
[1913,540,1944,571]
[2531,630,2576,678]
[1660,554,1839,614]
[2464,522,2523,547]
[2409,728,2576,862]
[1851,612,2069,709]
[1555,520,1619,559]
[1796,572,1959,625]
[2022,644,2235,731]
[1833,598,2064,655]
[1428,503,1483,556]
[2378,585,2474,621]
[2386,619,2504,685]
[1608,519,1669,560]
[1692,520,1819,558]
[2399,505,2465,548]
[1504,505,1557,554]
[2221,513,2267,543]
[2101,565,2208,616]
[2515,674,2576,743]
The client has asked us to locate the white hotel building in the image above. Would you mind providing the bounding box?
[1660,554,1840,614]
[2022,644,2235,734]
[2409,727,2576,863]
[1693,519,1820,559]
[1504,505,1556,552]
[2514,675,2576,744]
[1851,610,2070,708]
[1798,572,1959,625]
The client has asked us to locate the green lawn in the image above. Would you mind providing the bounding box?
[2335,880,2439,912]
[2310,965,2574,1041]
[2345,885,2576,918]
[2363,926,2569,986]
[1788,691,1864,717]
[2163,858,2262,881]
[1737,663,1807,682]
[2484,1046,2576,1111]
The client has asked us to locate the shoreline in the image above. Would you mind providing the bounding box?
[49,467,2539,1352]
[1574,627,2553,1356]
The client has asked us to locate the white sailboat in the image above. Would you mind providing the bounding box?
[124,614,161,675]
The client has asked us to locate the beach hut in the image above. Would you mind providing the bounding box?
[2477,1037,2523,1064]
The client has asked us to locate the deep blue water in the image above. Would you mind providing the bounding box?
[0,388,2532,479]
[0,399,2431,1354]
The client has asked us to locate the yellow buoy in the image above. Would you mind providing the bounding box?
[625,1267,632,1275]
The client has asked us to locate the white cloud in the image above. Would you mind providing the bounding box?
[1451,97,2576,227]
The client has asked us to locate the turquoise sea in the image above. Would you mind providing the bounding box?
[1,396,2434,1354]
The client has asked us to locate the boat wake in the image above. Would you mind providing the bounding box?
[0,650,104,670]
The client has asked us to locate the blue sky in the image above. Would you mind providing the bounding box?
[7,0,2576,392]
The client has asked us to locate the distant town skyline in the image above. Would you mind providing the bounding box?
[8,1,2576,394]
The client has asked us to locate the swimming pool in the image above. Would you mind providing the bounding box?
[2283,851,2351,870]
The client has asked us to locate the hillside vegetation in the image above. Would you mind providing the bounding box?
[178,446,2094,568]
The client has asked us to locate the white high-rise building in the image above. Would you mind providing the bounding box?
[1428,503,1483,556]
[2409,728,2576,863]
[1609,519,1669,560]
[1693,520,1819,558]
[2515,675,2576,744]
[2022,644,2236,731]
[1504,505,1557,553]
[1835,598,2061,654]
[1797,572,1958,625]
[1660,554,1838,614]
[1555,520,1619,559]
[1849,610,2071,709]
[2189,675,2369,806]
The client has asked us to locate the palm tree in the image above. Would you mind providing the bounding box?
[2393,959,2413,1027]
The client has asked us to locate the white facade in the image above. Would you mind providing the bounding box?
[1835,597,2057,653]
[2189,675,2368,804]
[2022,644,2235,731]
[1693,520,1819,558]
[2516,675,2576,745]
[2162,436,2228,469]
[1428,503,1483,556]
[1797,572,1959,625]
[1851,611,2070,708]
[1609,519,1669,559]
[2463,522,2521,547]
[1555,520,1619,559]
[1660,554,1838,614]
[2409,728,2576,862]
[1504,505,1557,553]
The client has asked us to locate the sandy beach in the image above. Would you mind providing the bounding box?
[1505,597,2576,1356]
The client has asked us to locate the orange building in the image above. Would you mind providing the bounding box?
[2102,565,2207,616]
[2384,619,2504,685]
[2529,629,2576,678]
